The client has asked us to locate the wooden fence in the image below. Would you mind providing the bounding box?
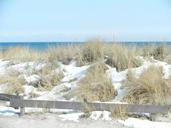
[0,93,21,101]
[0,93,170,116]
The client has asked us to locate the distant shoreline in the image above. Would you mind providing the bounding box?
[0,41,171,50]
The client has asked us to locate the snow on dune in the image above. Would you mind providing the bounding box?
[0,60,10,74]
[0,58,170,101]
[60,61,89,83]
[24,74,40,84]
[0,58,171,127]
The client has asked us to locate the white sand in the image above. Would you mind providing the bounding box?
[0,113,128,128]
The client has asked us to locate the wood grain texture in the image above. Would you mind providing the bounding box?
[10,99,170,114]
[0,93,169,114]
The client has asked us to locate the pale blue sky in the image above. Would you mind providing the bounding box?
[0,0,171,42]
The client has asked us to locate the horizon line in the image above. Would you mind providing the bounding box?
[0,41,171,43]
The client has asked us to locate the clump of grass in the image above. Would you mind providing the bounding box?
[47,45,79,65]
[38,62,59,75]
[1,45,80,63]
[5,75,25,94]
[2,46,45,61]
[38,72,64,90]
[76,39,106,66]
[123,66,168,104]
[142,44,169,61]
[88,62,109,73]
[105,44,141,71]
[111,106,128,119]
[73,62,117,102]
[37,63,64,90]
[0,69,25,94]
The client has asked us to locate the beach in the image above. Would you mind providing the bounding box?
[0,42,171,128]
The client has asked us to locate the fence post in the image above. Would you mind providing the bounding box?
[19,96,25,116]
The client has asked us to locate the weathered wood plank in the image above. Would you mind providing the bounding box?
[0,93,21,101]
[19,97,25,116]
[10,99,170,114]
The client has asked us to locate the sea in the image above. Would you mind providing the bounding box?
[0,42,171,51]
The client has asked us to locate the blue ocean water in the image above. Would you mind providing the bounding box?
[0,42,171,50]
[0,42,83,50]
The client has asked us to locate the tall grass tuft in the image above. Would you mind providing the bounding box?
[0,41,143,71]
[142,44,169,61]
[123,66,169,104]
[37,63,64,90]
[0,69,25,94]
[105,44,141,71]
[1,46,45,61]
[73,62,117,102]
[5,75,25,94]
[47,45,80,65]
[76,39,106,66]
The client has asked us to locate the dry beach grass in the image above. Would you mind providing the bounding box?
[73,62,117,102]
[37,63,64,90]
[0,41,171,123]
[76,39,106,66]
[123,66,169,104]
[105,43,141,71]
[1,46,45,61]
[0,68,25,94]
[0,40,170,66]
[142,44,170,61]
[0,40,171,104]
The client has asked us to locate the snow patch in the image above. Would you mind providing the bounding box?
[0,107,18,116]
[24,74,40,84]
[58,112,84,122]
[119,118,171,128]
[90,111,112,121]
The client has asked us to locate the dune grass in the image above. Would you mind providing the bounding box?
[0,69,25,94]
[76,40,142,71]
[73,62,117,102]
[4,41,171,70]
[0,62,64,93]
[0,41,171,95]
[142,44,170,61]
[0,41,171,108]
[105,44,141,71]
[76,39,106,66]
[0,46,45,61]
[0,42,170,65]
[36,63,64,90]
[5,75,25,94]
[38,71,64,90]
[123,66,169,104]
[47,45,80,65]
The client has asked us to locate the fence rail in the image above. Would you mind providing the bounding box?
[0,93,21,101]
[0,93,170,116]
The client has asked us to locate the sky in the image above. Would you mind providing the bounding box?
[0,0,171,42]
